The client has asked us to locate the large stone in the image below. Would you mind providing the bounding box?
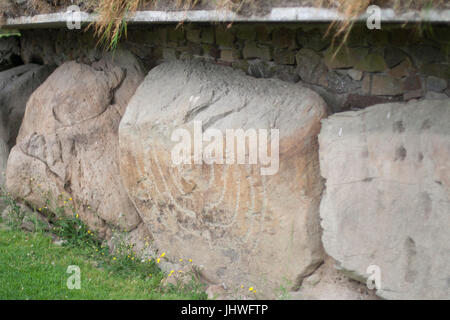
[5,50,145,238]
[0,64,54,149]
[0,64,54,187]
[0,37,21,71]
[119,60,327,297]
[319,99,450,299]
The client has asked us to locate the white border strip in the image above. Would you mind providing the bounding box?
[3,7,450,29]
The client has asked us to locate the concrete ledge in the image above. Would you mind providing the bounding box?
[3,7,450,29]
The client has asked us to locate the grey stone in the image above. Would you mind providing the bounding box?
[296,48,328,86]
[243,41,272,60]
[319,99,450,299]
[296,28,329,52]
[272,27,296,49]
[0,64,54,150]
[384,47,408,69]
[425,91,448,100]
[347,69,363,81]
[426,76,447,92]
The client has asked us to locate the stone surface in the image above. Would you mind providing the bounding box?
[370,75,404,96]
[324,47,368,70]
[296,28,329,52]
[347,69,363,81]
[273,49,295,65]
[0,37,21,71]
[354,52,387,73]
[384,47,408,69]
[388,59,414,79]
[0,64,54,149]
[426,76,447,92]
[0,64,54,187]
[272,27,295,49]
[289,258,379,300]
[119,60,327,297]
[6,50,145,238]
[242,42,272,61]
[319,99,450,299]
[296,48,327,86]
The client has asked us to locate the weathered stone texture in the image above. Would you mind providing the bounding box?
[119,60,327,296]
[6,50,145,238]
[319,99,450,299]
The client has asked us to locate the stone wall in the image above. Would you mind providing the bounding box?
[17,22,450,113]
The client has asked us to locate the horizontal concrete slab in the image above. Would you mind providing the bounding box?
[3,7,450,29]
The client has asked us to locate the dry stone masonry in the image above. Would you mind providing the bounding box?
[18,23,450,114]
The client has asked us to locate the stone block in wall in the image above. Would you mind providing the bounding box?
[236,26,256,40]
[402,75,422,92]
[273,48,295,65]
[389,28,421,47]
[354,52,387,72]
[186,28,202,43]
[403,89,423,101]
[231,60,249,73]
[370,75,404,96]
[271,65,300,83]
[346,26,369,47]
[295,48,328,86]
[162,48,179,61]
[405,45,446,68]
[296,28,329,52]
[426,76,448,92]
[324,47,368,69]
[255,25,271,43]
[347,69,363,81]
[420,63,450,80]
[215,28,235,48]
[143,29,167,46]
[242,41,272,61]
[167,27,185,43]
[367,30,389,47]
[384,47,408,69]
[326,72,361,94]
[202,44,220,60]
[272,27,296,49]
[220,49,241,63]
[388,59,414,79]
[201,28,215,44]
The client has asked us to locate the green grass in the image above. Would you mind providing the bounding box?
[0,228,207,299]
